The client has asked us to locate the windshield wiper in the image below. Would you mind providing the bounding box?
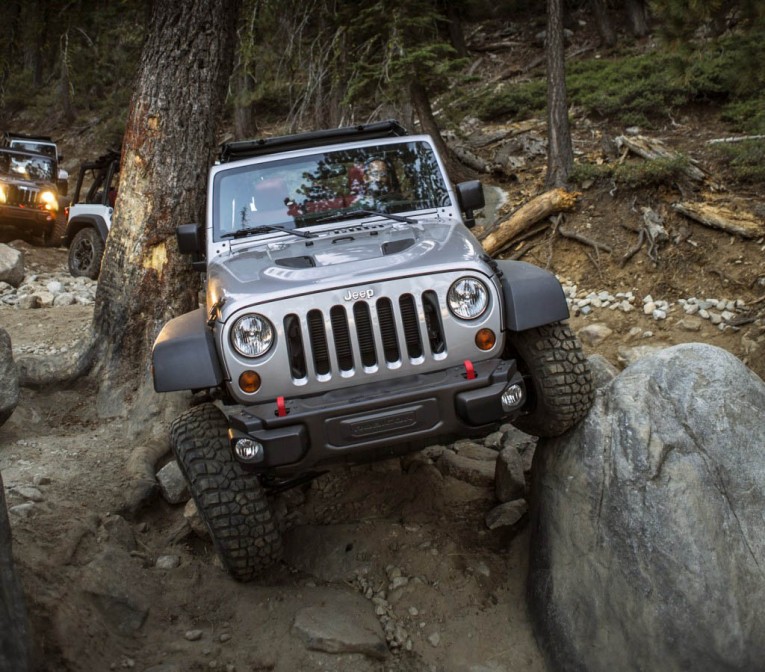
[221,224,315,240]
[314,209,417,225]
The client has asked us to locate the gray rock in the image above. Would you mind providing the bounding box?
[494,447,526,502]
[529,343,765,672]
[0,328,19,426]
[0,471,30,672]
[102,515,137,552]
[577,323,613,347]
[14,486,44,503]
[616,344,664,367]
[485,499,528,530]
[0,244,25,287]
[292,591,388,660]
[183,499,209,539]
[676,317,702,332]
[185,629,203,641]
[156,555,181,569]
[156,461,189,505]
[587,354,619,389]
[81,547,149,635]
[453,439,499,461]
[436,450,495,488]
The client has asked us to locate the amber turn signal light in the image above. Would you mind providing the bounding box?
[239,370,261,393]
[475,329,496,351]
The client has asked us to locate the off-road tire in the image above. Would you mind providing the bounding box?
[68,227,105,279]
[507,321,594,437]
[170,403,282,581]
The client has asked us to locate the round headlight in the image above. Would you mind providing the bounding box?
[447,277,489,320]
[231,314,274,358]
[39,190,58,210]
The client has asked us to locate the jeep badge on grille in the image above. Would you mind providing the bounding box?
[344,288,375,301]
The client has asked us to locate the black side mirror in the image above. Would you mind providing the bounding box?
[57,178,68,197]
[455,180,485,229]
[177,223,202,254]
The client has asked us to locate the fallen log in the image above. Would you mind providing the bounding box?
[672,202,765,239]
[481,189,580,256]
[615,135,706,182]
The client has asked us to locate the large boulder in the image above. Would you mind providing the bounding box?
[0,244,24,288]
[528,343,765,672]
[0,471,30,672]
[0,328,19,426]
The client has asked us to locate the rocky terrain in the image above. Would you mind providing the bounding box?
[1,18,764,668]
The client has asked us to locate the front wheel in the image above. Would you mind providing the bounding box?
[171,403,282,581]
[68,227,105,279]
[506,322,594,437]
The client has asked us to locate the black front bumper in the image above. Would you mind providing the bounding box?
[0,205,54,232]
[228,358,525,475]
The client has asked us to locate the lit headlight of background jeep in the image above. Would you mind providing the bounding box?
[38,190,58,211]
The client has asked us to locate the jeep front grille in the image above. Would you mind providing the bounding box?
[284,291,445,383]
[6,185,39,206]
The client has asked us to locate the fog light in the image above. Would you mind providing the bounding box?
[501,383,524,411]
[233,438,264,462]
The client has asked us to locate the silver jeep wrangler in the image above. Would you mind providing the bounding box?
[152,121,593,581]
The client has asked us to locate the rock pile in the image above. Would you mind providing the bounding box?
[559,278,752,330]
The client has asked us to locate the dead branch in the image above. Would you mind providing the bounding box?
[620,228,645,267]
[672,201,765,239]
[557,225,613,253]
[614,134,706,182]
[481,189,580,256]
[493,221,550,257]
[706,135,765,145]
[509,242,540,261]
[448,143,492,173]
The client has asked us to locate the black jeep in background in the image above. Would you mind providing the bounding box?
[0,147,61,245]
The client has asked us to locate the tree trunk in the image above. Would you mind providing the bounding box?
[590,0,616,48]
[58,31,75,124]
[233,68,257,138]
[545,0,573,188]
[443,2,469,58]
[92,0,241,428]
[0,471,29,672]
[625,0,649,37]
[410,79,473,184]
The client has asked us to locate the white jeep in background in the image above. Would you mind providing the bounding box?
[64,151,119,279]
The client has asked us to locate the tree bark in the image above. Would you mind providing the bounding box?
[545,0,574,188]
[410,80,473,184]
[625,0,649,37]
[92,0,240,426]
[590,0,616,47]
[480,188,580,256]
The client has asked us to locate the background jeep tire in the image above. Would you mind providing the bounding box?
[68,227,105,279]
[171,403,282,581]
[507,321,594,437]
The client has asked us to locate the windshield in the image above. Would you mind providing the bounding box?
[213,140,450,241]
[9,140,56,160]
[0,151,56,182]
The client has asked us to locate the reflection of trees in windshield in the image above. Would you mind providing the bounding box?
[0,152,54,181]
[214,141,451,238]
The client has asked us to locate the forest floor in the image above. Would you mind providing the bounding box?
[2,17,765,672]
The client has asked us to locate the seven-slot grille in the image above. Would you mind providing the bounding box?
[283,290,446,383]
[5,185,39,206]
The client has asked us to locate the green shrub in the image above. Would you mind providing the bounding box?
[570,156,691,188]
[712,139,765,184]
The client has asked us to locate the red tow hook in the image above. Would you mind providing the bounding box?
[276,396,287,417]
[464,360,476,380]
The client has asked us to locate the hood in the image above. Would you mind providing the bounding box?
[207,218,491,318]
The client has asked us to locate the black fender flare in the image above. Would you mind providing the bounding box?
[65,214,109,245]
[152,308,224,392]
[494,259,569,332]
